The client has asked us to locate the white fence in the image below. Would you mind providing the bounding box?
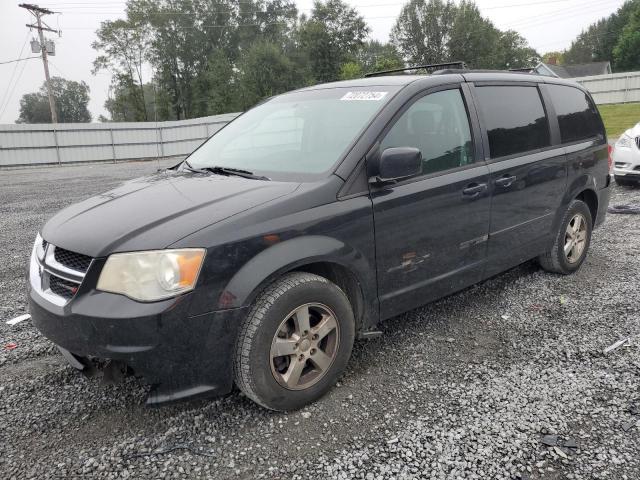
[575,71,640,104]
[0,112,239,168]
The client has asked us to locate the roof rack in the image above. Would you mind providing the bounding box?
[364,61,468,78]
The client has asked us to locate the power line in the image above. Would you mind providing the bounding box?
[47,0,588,16]
[0,32,30,119]
[0,56,41,65]
[507,0,622,28]
[0,51,31,121]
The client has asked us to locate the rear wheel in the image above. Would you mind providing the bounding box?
[233,272,355,411]
[539,199,592,274]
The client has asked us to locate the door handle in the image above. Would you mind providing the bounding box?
[495,175,517,188]
[462,183,487,198]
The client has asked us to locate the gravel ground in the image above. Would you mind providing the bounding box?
[0,162,639,480]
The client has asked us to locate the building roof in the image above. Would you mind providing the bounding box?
[535,61,611,79]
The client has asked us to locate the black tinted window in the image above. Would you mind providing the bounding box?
[547,84,603,143]
[476,86,550,158]
[381,89,473,175]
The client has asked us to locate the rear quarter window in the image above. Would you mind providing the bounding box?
[475,85,550,159]
[547,84,604,143]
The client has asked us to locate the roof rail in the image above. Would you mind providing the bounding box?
[364,61,468,78]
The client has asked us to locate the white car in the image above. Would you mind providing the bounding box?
[613,122,640,186]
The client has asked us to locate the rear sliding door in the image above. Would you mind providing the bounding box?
[469,83,567,277]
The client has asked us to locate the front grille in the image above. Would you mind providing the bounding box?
[635,136,640,149]
[615,162,626,168]
[42,238,48,250]
[54,247,92,273]
[49,275,79,299]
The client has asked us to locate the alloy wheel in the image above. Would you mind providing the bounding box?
[564,213,587,264]
[270,303,340,390]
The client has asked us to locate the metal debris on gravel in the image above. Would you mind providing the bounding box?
[1,162,639,479]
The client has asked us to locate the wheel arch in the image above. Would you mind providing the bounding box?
[574,188,598,224]
[219,235,378,331]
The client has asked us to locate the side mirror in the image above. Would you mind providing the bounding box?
[370,147,422,184]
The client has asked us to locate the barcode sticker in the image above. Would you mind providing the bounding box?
[340,91,388,101]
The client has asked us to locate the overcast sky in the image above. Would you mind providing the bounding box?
[0,0,627,123]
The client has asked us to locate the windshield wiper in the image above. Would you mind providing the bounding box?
[202,166,270,181]
[181,159,206,173]
[180,161,269,180]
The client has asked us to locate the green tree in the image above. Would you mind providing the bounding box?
[299,0,369,82]
[542,51,565,65]
[390,0,455,66]
[192,49,238,117]
[104,81,160,122]
[564,0,640,70]
[93,18,150,121]
[496,30,540,69]
[447,1,501,68]
[236,41,305,109]
[17,77,91,123]
[613,7,640,71]
[356,40,404,74]
[339,62,363,80]
[390,0,537,69]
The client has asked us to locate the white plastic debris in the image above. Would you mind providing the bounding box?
[553,446,568,459]
[6,313,30,326]
[603,338,630,355]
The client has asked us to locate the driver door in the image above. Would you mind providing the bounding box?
[370,86,492,320]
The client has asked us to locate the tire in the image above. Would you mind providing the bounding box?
[615,176,632,187]
[538,199,592,275]
[233,272,355,411]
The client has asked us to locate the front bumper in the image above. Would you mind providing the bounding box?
[613,144,640,177]
[28,283,247,405]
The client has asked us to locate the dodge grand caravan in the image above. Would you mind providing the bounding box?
[28,68,611,411]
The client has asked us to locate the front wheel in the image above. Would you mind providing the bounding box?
[538,199,592,274]
[233,272,355,411]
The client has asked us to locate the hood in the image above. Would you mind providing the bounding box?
[626,123,640,137]
[41,171,299,257]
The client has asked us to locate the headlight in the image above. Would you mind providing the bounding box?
[617,135,633,148]
[34,232,46,261]
[97,249,206,301]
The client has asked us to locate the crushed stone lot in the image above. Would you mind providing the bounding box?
[1,161,639,480]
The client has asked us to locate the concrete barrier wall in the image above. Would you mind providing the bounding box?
[0,112,239,168]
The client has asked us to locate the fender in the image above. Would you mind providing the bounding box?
[218,235,378,324]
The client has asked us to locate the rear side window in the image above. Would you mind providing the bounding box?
[475,86,550,159]
[547,84,603,143]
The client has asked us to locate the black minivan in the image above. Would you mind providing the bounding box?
[28,68,611,410]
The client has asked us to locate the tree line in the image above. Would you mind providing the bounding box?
[16,0,640,124]
[94,0,538,122]
[561,0,640,71]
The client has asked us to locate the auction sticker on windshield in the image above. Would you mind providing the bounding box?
[340,91,388,101]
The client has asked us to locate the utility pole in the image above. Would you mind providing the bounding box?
[19,3,59,123]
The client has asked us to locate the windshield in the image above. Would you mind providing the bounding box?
[185,86,400,180]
